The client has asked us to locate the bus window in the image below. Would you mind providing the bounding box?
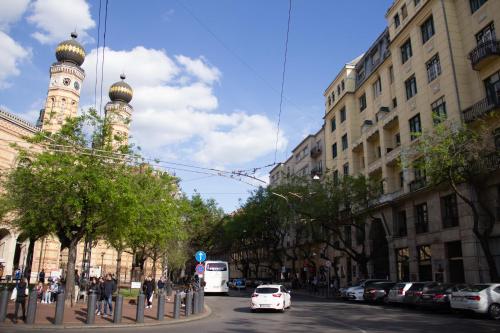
[206,263,228,271]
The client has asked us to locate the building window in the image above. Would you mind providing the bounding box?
[396,248,410,281]
[389,65,394,84]
[426,54,441,82]
[421,16,435,44]
[343,162,349,176]
[417,245,432,281]
[359,93,367,112]
[333,170,339,184]
[414,0,421,6]
[328,96,332,106]
[409,114,422,141]
[399,170,404,188]
[331,92,335,104]
[394,13,401,28]
[431,96,447,124]
[332,143,337,159]
[401,4,408,19]
[405,75,418,100]
[476,22,496,44]
[377,146,381,158]
[415,202,429,234]
[331,117,336,132]
[373,77,382,97]
[393,97,398,108]
[394,209,407,237]
[340,106,346,123]
[395,132,401,146]
[401,39,413,64]
[446,241,465,283]
[337,85,341,95]
[341,134,348,150]
[441,193,459,228]
[470,0,488,14]
[341,80,345,91]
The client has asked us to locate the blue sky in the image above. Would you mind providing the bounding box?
[0,0,393,212]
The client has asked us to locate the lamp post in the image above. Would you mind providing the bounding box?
[101,252,105,276]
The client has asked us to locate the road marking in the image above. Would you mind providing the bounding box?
[321,316,368,333]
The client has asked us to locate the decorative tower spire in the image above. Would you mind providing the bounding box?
[40,32,86,132]
[105,74,134,149]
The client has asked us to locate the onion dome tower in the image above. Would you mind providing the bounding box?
[39,32,86,133]
[105,74,134,148]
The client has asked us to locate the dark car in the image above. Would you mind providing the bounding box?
[403,282,440,306]
[363,281,396,303]
[419,283,468,310]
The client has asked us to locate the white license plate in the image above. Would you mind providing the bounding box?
[260,304,271,308]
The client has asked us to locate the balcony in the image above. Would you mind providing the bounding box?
[385,145,401,166]
[409,178,427,192]
[463,94,500,123]
[311,167,323,177]
[310,146,322,159]
[469,40,500,71]
[368,158,382,174]
[378,189,403,205]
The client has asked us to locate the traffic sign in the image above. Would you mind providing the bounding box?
[196,264,205,274]
[195,251,207,262]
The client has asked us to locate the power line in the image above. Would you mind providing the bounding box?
[93,0,102,109]
[274,0,292,164]
[98,0,110,116]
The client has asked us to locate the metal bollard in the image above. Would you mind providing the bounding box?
[199,289,205,313]
[185,291,192,317]
[86,291,97,325]
[0,288,9,323]
[114,295,123,324]
[173,291,181,319]
[26,287,38,324]
[54,292,65,325]
[136,292,145,323]
[193,291,199,315]
[156,293,165,321]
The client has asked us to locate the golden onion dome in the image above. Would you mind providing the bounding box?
[109,74,133,104]
[55,32,85,66]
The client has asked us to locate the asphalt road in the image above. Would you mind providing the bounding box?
[3,291,500,332]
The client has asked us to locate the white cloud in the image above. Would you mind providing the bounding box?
[0,31,30,89]
[81,46,287,167]
[0,0,30,31]
[27,0,95,44]
[175,55,221,84]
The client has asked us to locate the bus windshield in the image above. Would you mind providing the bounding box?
[206,263,228,271]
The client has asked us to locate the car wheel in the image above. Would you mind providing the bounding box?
[489,303,500,320]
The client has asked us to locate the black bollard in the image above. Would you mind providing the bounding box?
[54,292,65,325]
[86,291,97,325]
[0,288,9,323]
[136,292,145,323]
[26,287,38,324]
[193,291,199,315]
[114,295,123,324]
[156,293,165,321]
[185,291,192,317]
[173,291,181,319]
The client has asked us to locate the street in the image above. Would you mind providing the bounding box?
[3,291,499,333]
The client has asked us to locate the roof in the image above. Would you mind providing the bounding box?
[0,109,40,133]
[291,134,314,153]
[323,55,363,95]
[256,284,283,288]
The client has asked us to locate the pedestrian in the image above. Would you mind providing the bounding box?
[14,277,28,323]
[157,276,166,295]
[49,279,58,303]
[38,269,45,284]
[102,274,116,317]
[74,269,80,303]
[142,276,154,309]
[36,282,44,302]
[89,277,102,315]
[96,277,105,315]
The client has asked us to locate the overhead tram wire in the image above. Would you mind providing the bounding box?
[98,0,110,116]
[93,0,103,109]
[274,0,292,164]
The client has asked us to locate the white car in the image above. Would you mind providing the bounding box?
[344,279,387,301]
[451,283,500,319]
[387,282,414,303]
[251,284,291,312]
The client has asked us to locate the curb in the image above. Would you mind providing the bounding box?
[0,304,212,331]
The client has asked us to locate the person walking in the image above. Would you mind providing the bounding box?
[38,269,45,284]
[89,277,102,315]
[14,277,28,323]
[157,276,166,295]
[102,274,116,318]
[142,276,154,309]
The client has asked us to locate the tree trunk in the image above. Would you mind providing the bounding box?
[24,237,36,283]
[474,229,500,282]
[115,249,122,289]
[65,239,78,307]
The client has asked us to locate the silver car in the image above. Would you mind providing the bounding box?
[387,282,413,303]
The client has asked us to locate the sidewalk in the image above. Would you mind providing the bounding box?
[0,296,209,329]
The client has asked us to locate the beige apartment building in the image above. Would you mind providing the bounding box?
[322,0,500,286]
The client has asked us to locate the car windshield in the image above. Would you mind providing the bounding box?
[256,287,279,294]
[409,283,425,290]
[205,263,227,271]
[427,284,453,293]
[462,284,490,292]
[391,283,408,290]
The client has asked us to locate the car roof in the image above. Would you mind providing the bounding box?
[256,284,282,288]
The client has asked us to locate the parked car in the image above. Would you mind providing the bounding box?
[403,282,439,306]
[451,283,500,320]
[419,283,467,310]
[387,282,414,303]
[363,281,396,303]
[250,284,291,312]
[346,279,387,301]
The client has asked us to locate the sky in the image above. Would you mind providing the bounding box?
[0,0,393,212]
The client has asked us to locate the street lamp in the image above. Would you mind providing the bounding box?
[101,252,105,276]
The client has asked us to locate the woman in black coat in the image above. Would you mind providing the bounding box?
[14,278,28,323]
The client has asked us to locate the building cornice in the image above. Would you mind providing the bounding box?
[0,109,40,134]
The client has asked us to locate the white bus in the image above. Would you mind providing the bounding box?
[203,261,229,294]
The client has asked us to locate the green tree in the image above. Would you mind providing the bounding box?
[415,120,499,281]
